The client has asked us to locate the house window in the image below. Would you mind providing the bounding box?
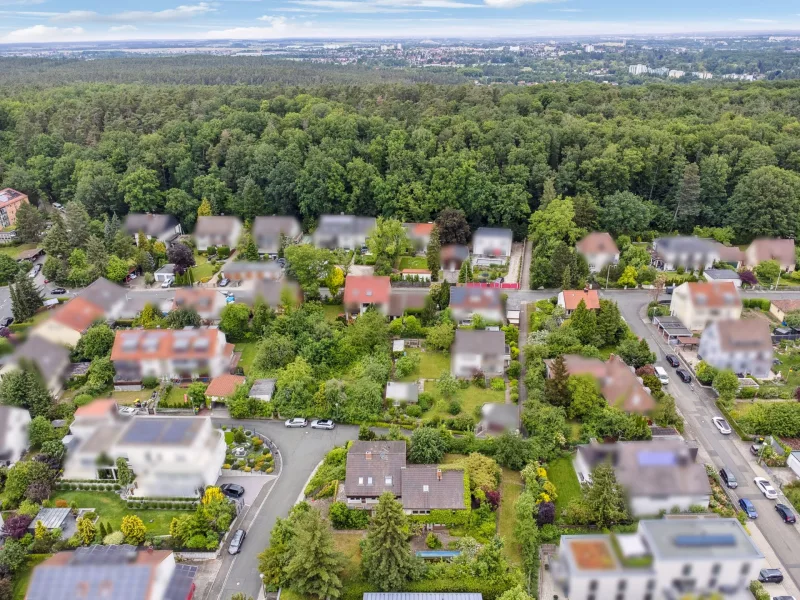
[617,580,626,591]
[385,476,392,486]
[708,578,717,588]
[682,564,692,576]
[712,563,721,576]
[740,563,750,576]
[423,484,429,492]
[358,477,364,485]
[647,580,655,590]
[367,477,373,485]
[589,580,598,592]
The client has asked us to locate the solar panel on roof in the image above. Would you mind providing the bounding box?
[636,451,678,467]
[163,420,192,443]
[674,535,737,547]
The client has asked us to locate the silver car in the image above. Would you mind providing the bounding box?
[311,419,335,430]
[284,418,308,428]
[228,529,246,555]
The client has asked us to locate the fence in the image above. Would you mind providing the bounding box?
[464,282,520,290]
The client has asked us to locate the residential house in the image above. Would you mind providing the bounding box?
[698,319,773,378]
[788,451,800,479]
[0,406,30,466]
[715,243,745,268]
[553,517,763,600]
[388,289,427,318]
[313,215,376,250]
[574,439,710,515]
[251,280,302,310]
[745,238,796,272]
[703,269,741,288]
[0,188,29,228]
[449,287,504,325]
[123,213,183,245]
[669,281,742,332]
[403,222,435,252]
[440,244,469,273]
[476,403,519,437]
[544,354,656,415]
[385,382,418,406]
[205,374,246,403]
[110,328,235,389]
[31,278,127,347]
[451,329,509,378]
[173,288,225,322]
[193,216,242,251]
[557,289,601,316]
[249,379,276,402]
[343,275,392,317]
[401,269,431,282]
[221,261,282,282]
[471,227,513,265]
[253,216,302,256]
[344,441,467,516]
[0,336,71,397]
[63,404,225,498]
[652,236,718,271]
[576,232,619,273]
[26,545,197,600]
[154,264,175,284]
[769,299,800,323]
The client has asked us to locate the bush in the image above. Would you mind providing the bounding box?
[425,532,442,549]
[406,405,423,418]
[329,502,370,529]
[74,394,94,407]
[506,361,521,379]
[489,378,505,391]
[417,392,433,411]
[447,399,462,415]
[749,580,770,600]
[142,376,159,389]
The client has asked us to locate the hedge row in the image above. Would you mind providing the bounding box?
[56,482,122,491]
[126,500,198,510]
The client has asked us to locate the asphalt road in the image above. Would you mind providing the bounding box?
[204,419,359,600]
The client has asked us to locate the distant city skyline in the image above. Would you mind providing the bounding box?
[1,0,800,44]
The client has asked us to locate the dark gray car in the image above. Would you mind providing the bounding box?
[228,529,246,555]
[719,467,737,489]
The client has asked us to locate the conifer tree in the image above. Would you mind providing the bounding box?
[10,273,43,322]
[283,508,344,600]
[569,299,597,345]
[426,226,441,281]
[544,354,570,407]
[361,492,416,591]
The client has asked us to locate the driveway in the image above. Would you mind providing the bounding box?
[216,475,276,507]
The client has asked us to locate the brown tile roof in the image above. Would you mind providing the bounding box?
[685,281,741,309]
[194,216,241,236]
[343,276,391,307]
[576,232,618,255]
[712,319,773,353]
[173,288,217,313]
[561,289,600,311]
[74,399,118,418]
[388,290,427,317]
[439,244,469,261]
[111,328,225,362]
[344,441,406,498]
[714,243,745,263]
[205,374,245,397]
[772,299,800,313]
[748,238,796,266]
[401,466,465,510]
[402,269,431,275]
[51,297,106,333]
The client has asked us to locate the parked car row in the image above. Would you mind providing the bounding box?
[284,418,336,430]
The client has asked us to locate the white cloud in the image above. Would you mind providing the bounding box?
[737,18,775,23]
[288,0,478,12]
[482,0,560,7]
[51,3,215,23]
[0,0,45,5]
[3,24,84,42]
[257,15,288,26]
[109,25,138,32]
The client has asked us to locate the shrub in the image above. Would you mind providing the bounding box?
[490,378,505,391]
[55,499,68,508]
[406,405,423,418]
[426,532,442,549]
[749,580,770,600]
[121,515,146,545]
[142,376,159,389]
[103,530,123,545]
[417,392,433,411]
[74,394,94,407]
[506,361,521,379]
[448,399,462,415]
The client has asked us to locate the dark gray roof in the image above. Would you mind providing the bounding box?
[480,403,519,430]
[194,216,241,236]
[345,441,406,497]
[223,261,282,275]
[250,379,276,398]
[31,508,70,530]
[316,215,376,236]
[118,418,204,447]
[12,336,70,377]
[654,236,716,254]
[252,280,300,308]
[123,213,180,238]
[77,277,127,312]
[388,290,427,317]
[401,466,465,511]
[253,216,301,237]
[452,329,505,356]
[473,227,512,240]
[365,593,482,600]
[165,563,198,600]
[704,269,741,280]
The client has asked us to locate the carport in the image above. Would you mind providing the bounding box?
[652,316,692,345]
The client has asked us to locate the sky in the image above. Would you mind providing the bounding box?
[1,0,800,44]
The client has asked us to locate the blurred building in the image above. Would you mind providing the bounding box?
[652,237,718,271]
[385,381,418,406]
[0,188,29,228]
[476,403,519,436]
[111,328,235,390]
[63,400,225,498]
[698,319,773,378]
[451,329,509,378]
[575,440,710,515]
[669,281,742,332]
[26,544,197,600]
[123,213,183,246]
[449,287,504,325]
[557,289,600,316]
[471,227,513,265]
[0,336,71,397]
[769,299,800,322]
[745,238,796,272]
[0,406,30,467]
[193,215,242,251]
[702,268,741,288]
[576,232,619,273]
[343,275,391,317]
[313,214,376,250]
[172,288,224,322]
[252,280,302,311]
[253,215,302,256]
[440,244,469,273]
[221,261,282,282]
[403,222,435,252]
[554,517,763,600]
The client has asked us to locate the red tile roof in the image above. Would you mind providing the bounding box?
[51,297,106,333]
[343,275,391,307]
[402,269,431,274]
[74,399,118,418]
[685,281,741,309]
[561,289,601,311]
[408,223,435,237]
[576,232,618,255]
[205,374,246,397]
[111,328,225,361]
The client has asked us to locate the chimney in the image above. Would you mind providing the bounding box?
[365,450,372,460]
[436,468,442,481]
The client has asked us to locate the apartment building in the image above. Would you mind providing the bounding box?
[669,281,742,332]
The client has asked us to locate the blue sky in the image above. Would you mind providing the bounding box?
[0,0,799,43]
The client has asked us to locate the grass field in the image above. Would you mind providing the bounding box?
[398,256,428,270]
[161,385,193,408]
[190,262,215,281]
[107,390,149,405]
[51,491,185,535]
[773,348,800,387]
[498,468,523,566]
[421,380,504,421]
[0,243,37,260]
[332,531,364,581]
[235,342,258,375]
[547,455,582,519]
[397,349,451,382]
[322,304,344,323]
[12,554,50,600]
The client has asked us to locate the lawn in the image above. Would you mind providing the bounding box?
[547,455,582,518]
[332,531,364,581]
[397,349,451,382]
[322,304,344,323]
[161,385,194,408]
[398,256,428,270]
[422,380,505,421]
[235,341,258,375]
[12,554,50,600]
[51,491,185,535]
[0,243,37,260]
[107,390,149,405]
[498,468,523,566]
[190,262,215,281]
[774,348,800,387]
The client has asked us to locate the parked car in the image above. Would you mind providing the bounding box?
[228,529,246,555]
[161,279,172,288]
[719,467,737,489]
[311,419,335,430]
[758,568,784,584]
[118,406,138,416]
[50,287,66,295]
[773,597,796,600]
[219,483,245,499]
[676,368,692,383]
[219,278,230,287]
[285,418,308,428]
[739,497,758,519]
[755,477,778,500]
[0,317,13,327]
[655,366,669,386]
[712,416,732,435]
[666,355,680,368]
[776,503,796,524]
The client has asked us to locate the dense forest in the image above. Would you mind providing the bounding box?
[2,78,800,241]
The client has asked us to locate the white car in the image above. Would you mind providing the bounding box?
[118,406,138,416]
[311,419,335,430]
[284,418,308,428]
[712,416,732,435]
[754,477,778,500]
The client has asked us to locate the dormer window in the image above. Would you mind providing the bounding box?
[367,477,373,485]
[423,484,429,492]
[358,477,364,485]
[385,476,392,486]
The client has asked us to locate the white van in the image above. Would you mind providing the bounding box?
[655,366,669,386]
